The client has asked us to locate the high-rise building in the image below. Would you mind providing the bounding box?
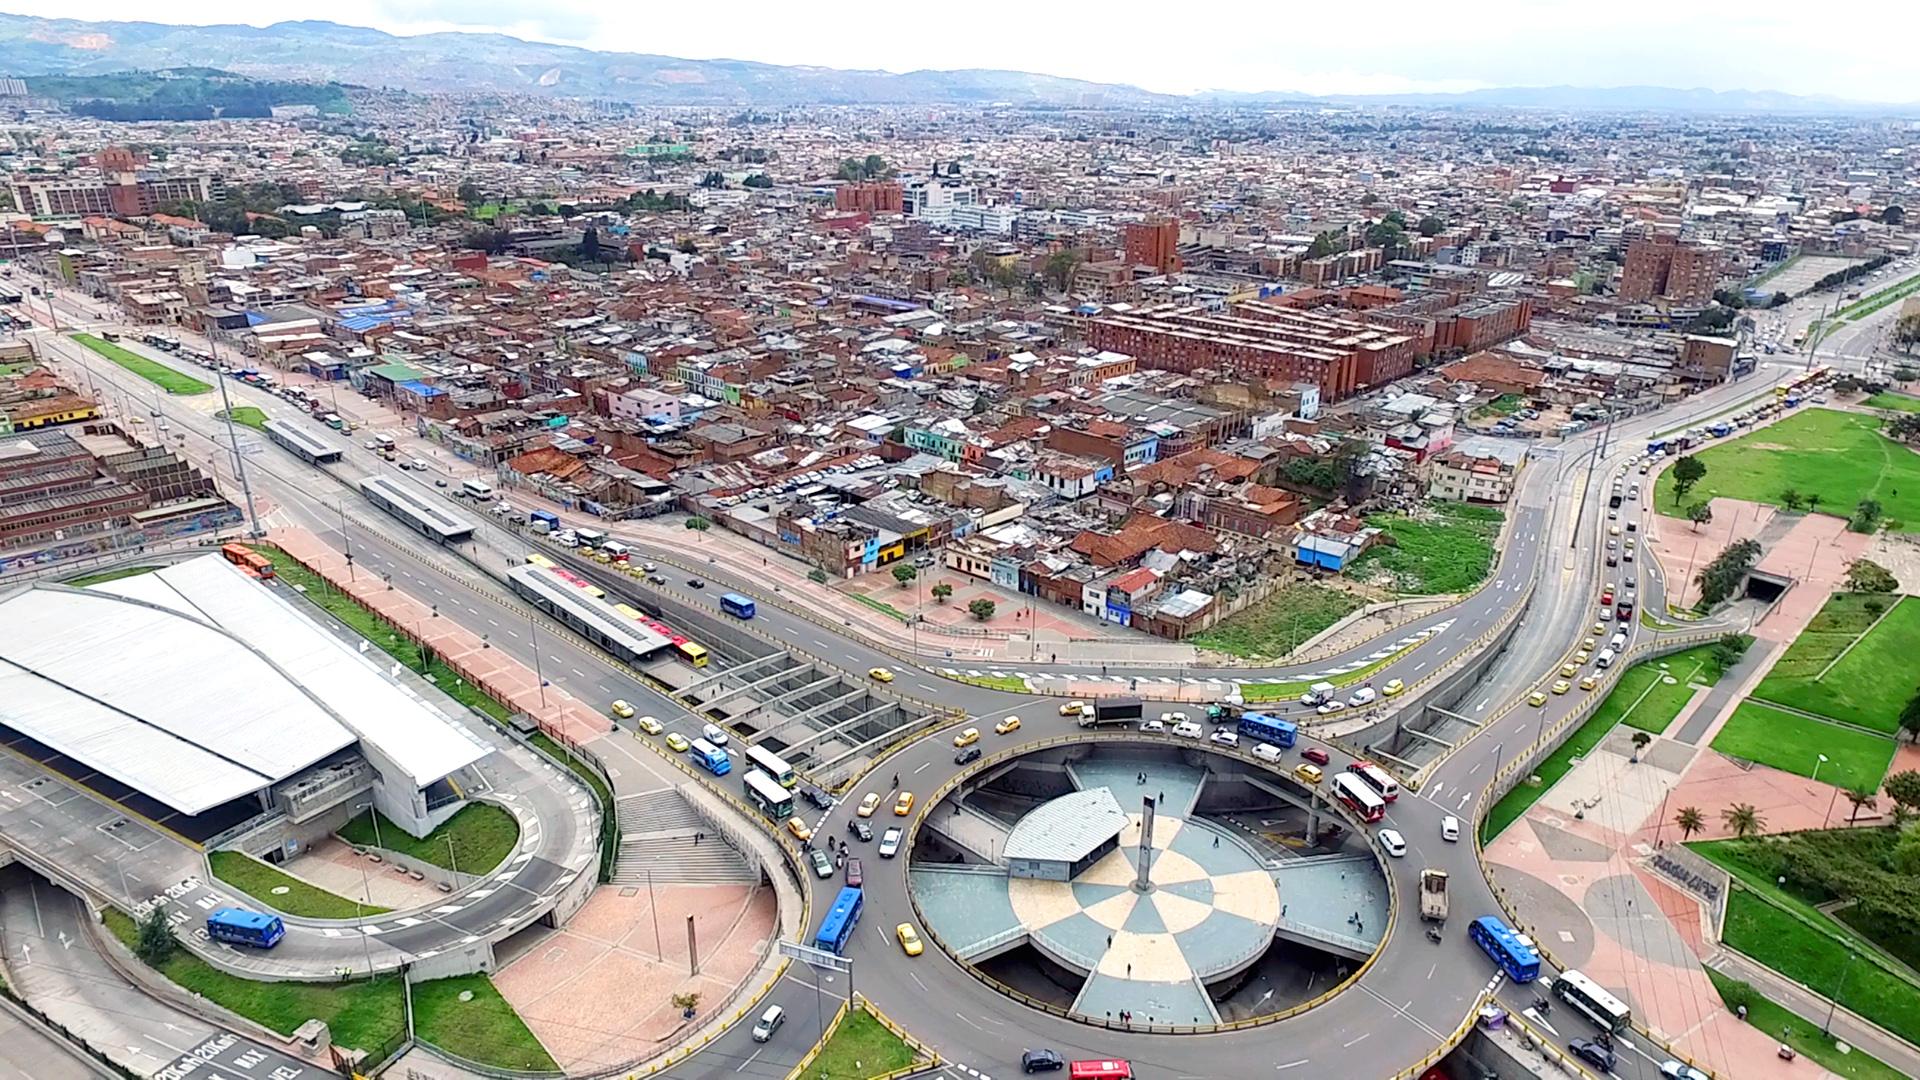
[1620,231,1721,305]
[835,183,903,214]
[1124,220,1181,275]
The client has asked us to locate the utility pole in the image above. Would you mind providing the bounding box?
[214,346,264,538]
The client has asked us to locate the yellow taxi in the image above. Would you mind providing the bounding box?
[995,715,1022,735]
[1059,701,1087,716]
[1528,691,1549,707]
[1592,622,1607,637]
[786,817,813,841]
[857,792,882,818]
[1574,650,1591,665]
[610,700,635,719]
[1551,680,1571,695]
[1293,763,1324,785]
[1383,679,1406,696]
[896,923,924,957]
[634,715,664,736]
[665,732,691,752]
[893,792,915,816]
[1560,663,1578,679]
[954,728,981,748]
[1580,676,1599,691]
[868,667,895,683]
[1582,636,1598,651]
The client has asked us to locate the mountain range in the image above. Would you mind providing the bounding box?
[0,14,1911,113]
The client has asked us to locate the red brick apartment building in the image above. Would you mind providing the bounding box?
[1621,232,1722,304]
[1124,220,1182,275]
[835,183,904,214]
[1088,303,1415,402]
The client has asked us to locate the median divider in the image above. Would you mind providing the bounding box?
[783,993,941,1080]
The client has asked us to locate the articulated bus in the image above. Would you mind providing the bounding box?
[744,744,797,789]
[743,769,795,820]
[689,738,731,776]
[1469,916,1542,983]
[525,553,556,569]
[602,602,712,668]
[220,543,276,579]
[1347,761,1400,802]
[206,908,285,949]
[1330,772,1387,823]
[815,886,864,954]
[1553,969,1631,1033]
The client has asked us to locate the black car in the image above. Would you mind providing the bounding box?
[647,574,667,585]
[1570,1039,1616,1071]
[847,819,872,842]
[1021,1049,1065,1073]
[801,785,835,811]
[1605,554,1618,566]
[955,746,982,765]
[687,578,705,588]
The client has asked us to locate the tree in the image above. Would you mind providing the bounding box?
[892,564,917,587]
[1417,215,1446,237]
[1780,488,1805,511]
[685,517,710,532]
[1807,492,1822,514]
[676,236,699,254]
[1675,806,1706,841]
[579,226,601,263]
[456,181,483,204]
[931,583,953,603]
[1694,537,1762,609]
[967,598,996,621]
[1852,499,1884,534]
[741,173,773,188]
[1710,633,1751,671]
[1043,249,1084,292]
[807,568,829,585]
[1305,232,1337,259]
[1845,786,1879,823]
[1687,501,1714,531]
[1884,770,1920,819]
[1671,455,1706,504]
[134,906,177,966]
[1770,291,1791,308]
[1847,557,1899,593]
[1721,803,1764,839]
[1631,730,1652,762]
[1884,205,1906,226]
[700,171,725,189]
[1365,220,1406,251]
[1902,691,1920,743]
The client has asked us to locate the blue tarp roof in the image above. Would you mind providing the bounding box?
[244,311,270,326]
[397,380,445,397]
[854,295,919,311]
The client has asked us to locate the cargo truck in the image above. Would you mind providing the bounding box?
[1079,697,1143,728]
[1420,868,1449,922]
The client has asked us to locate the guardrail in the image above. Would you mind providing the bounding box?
[897,729,1399,1035]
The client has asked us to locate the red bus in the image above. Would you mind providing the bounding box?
[1347,761,1399,802]
[1069,1062,1132,1080]
[220,543,275,579]
[1332,773,1387,823]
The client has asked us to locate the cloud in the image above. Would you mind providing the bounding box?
[369,0,602,42]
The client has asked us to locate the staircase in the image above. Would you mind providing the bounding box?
[610,789,758,886]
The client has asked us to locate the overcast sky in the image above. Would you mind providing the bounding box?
[9,0,1919,102]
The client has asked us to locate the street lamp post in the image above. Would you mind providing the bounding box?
[1824,951,1855,1038]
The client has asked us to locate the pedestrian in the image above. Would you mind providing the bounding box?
[1107,934,1113,946]
[1051,653,1057,664]
[1157,791,1163,805]
[695,832,702,847]
[1126,964,1132,977]
[892,773,899,789]
[1214,835,1220,848]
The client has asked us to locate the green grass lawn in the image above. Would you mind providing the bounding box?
[216,406,269,431]
[1352,503,1504,595]
[1866,393,1920,414]
[338,803,519,876]
[1481,701,1623,842]
[848,592,909,622]
[63,565,160,587]
[1190,583,1365,660]
[412,973,558,1072]
[1694,832,1920,973]
[958,675,1028,692]
[808,1007,918,1080]
[1709,702,1896,791]
[71,333,212,394]
[1705,968,1910,1080]
[1751,596,1920,734]
[103,909,404,1052]
[1655,409,1920,529]
[1719,889,1920,1048]
[1606,643,1731,734]
[208,851,389,919]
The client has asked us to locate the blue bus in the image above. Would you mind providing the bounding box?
[1469,916,1541,983]
[206,908,286,949]
[689,737,732,776]
[1645,439,1667,456]
[720,593,756,619]
[815,886,864,954]
[1237,712,1297,748]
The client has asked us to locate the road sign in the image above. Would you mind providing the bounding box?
[778,939,852,972]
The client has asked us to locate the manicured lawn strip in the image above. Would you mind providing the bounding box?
[1840,274,1920,321]
[809,1007,917,1080]
[338,804,519,876]
[1709,702,1895,791]
[216,406,269,430]
[1719,889,1920,1048]
[71,333,211,394]
[1609,652,1702,735]
[1654,409,1920,530]
[958,675,1028,692]
[63,565,161,587]
[1353,503,1503,595]
[1481,704,1622,842]
[102,909,404,1052]
[412,973,558,1072]
[1191,583,1365,660]
[1865,393,1920,414]
[207,851,389,919]
[1705,968,1911,1080]
[1751,596,1920,734]
[848,592,909,622]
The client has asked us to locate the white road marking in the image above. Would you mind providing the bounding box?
[1275,1061,1309,1071]
[915,762,931,773]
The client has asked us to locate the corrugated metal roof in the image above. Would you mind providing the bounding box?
[1004,788,1129,863]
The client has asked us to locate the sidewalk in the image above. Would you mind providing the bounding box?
[1709,947,1920,1079]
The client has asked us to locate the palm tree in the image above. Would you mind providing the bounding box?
[1808,493,1823,514]
[1780,489,1804,511]
[1722,803,1764,839]
[1675,806,1705,841]
[1844,786,1879,823]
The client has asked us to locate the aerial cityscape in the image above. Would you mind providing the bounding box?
[1,10,1919,1080]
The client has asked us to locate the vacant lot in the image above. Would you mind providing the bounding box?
[1655,409,1920,529]
[71,333,212,395]
[1752,594,1920,733]
[1709,701,1896,791]
[1352,503,1504,595]
[1190,583,1364,660]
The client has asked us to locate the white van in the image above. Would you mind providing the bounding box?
[1596,648,1616,669]
[1253,743,1285,763]
[1609,632,1628,651]
[701,722,731,747]
[751,1004,785,1042]
[1171,719,1204,740]
[462,478,494,499]
[1347,686,1378,707]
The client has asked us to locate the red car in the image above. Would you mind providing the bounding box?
[1601,589,1614,605]
[1300,748,1331,766]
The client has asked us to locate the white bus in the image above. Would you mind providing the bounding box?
[1347,761,1399,802]
[1552,969,1631,1033]
[744,743,797,789]
[461,478,494,499]
[1330,773,1386,823]
[743,769,795,820]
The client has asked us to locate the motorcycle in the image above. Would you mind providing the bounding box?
[1425,926,1443,944]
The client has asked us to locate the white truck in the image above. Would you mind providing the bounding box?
[1299,681,1338,706]
[1420,868,1449,922]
